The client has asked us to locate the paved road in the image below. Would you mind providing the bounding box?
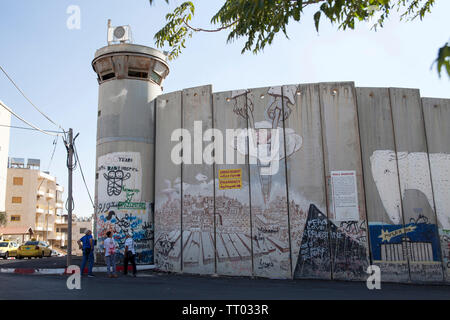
[1,271,449,300]
[0,256,95,269]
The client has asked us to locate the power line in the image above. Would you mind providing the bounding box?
[73,140,95,210]
[0,123,64,134]
[0,100,61,137]
[36,136,60,198]
[47,136,58,171]
[0,65,64,131]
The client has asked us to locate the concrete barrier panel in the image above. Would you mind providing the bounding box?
[213,90,253,276]
[282,84,331,280]
[319,82,370,281]
[390,88,443,283]
[356,87,409,282]
[422,97,450,282]
[154,91,183,272]
[247,86,291,279]
[181,85,215,274]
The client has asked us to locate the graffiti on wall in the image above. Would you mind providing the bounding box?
[97,205,154,263]
[97,152,153,263]
[154,177,181,271]
[231,87,301,277]
[97,152,142,203]
[369,222,441,263]
[293,204,368,278]
[369,149,448,280]
[370,150,450,229]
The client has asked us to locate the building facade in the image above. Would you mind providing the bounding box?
[54,214,93,255]
[2,159,64,244]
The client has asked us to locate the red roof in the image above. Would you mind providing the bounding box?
[0,227,33,235]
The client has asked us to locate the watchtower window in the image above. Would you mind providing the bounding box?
[101,72,116,81]
[150,71,162,84]
[128,70,148,79]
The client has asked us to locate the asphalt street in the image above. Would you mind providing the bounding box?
[0,256,99,269]
[0,271,449,300]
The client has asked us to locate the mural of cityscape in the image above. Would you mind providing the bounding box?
[137,83,449,283]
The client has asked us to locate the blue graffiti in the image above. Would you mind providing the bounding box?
[369,222,441,262]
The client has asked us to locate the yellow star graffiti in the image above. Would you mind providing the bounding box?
[378,225,417,242]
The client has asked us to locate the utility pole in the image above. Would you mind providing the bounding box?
[67,128,74,267]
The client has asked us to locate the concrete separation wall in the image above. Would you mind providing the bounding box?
[148,82,450,284]
[422,97,450,282]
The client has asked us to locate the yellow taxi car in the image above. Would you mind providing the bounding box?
[16,240,52,259]
[0,240,19,259]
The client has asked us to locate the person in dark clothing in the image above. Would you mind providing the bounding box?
[123,232,137,277]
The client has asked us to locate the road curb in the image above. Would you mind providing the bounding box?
[0,265,155,275]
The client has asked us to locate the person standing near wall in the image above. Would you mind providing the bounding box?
[104,231,118,278]
[123,232,137,277]
[77,230,95,277]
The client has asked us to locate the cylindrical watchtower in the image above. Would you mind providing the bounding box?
[92,30,169,263]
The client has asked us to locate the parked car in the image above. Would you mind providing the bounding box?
[0,240,19,259]
[16,241,52,259]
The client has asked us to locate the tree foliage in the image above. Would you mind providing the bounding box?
[150,0,448,77]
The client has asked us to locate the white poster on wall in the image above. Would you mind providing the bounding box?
[97,152,142,205]
[331,170,359,221]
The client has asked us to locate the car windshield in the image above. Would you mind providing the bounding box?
[0,242,8,247]
[24,241,39,246]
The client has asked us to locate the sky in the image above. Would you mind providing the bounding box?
[0,0,448,218]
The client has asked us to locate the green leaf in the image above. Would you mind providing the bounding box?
[314,11,321,32]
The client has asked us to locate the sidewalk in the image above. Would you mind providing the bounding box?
[0,256,154,275]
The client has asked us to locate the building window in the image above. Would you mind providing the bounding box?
[80,228,87,234]
[12,197,22,204]
[10,215,21,222]
[13,177,23,185]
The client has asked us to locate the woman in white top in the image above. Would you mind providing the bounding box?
[104,231,118,278]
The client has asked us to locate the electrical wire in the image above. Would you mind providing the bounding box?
[73,140,96,210]
[36,136,60,197]
[0,65,64,131]
[0,100,61,137]
[0,124,64,134]
[47,136,58,171]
